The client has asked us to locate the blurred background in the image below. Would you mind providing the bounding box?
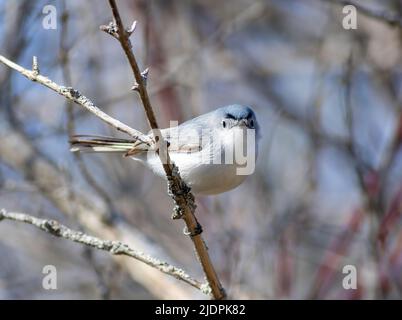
[1,0,402,299]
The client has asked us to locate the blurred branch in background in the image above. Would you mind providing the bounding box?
[58,3,118,298]
[59,0,118,222]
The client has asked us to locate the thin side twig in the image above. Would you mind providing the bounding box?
[103,0,226,299]
[0,209,203,291]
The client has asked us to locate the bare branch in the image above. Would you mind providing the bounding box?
[104,0,226,299]
[0,55,151,145]
[0,209,203,291]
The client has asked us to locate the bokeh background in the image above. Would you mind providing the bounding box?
[1,0,402,299]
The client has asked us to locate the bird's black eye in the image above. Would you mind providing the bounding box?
[249,119,254,128]
[222,120,227,128]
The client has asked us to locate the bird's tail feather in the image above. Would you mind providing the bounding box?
[69,135,146,156]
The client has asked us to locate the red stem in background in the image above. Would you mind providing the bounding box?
[378,185,402,248]
[276,226,294,298]
[309,209,365,299]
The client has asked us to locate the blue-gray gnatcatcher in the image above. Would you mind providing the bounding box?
[70,104,260,195]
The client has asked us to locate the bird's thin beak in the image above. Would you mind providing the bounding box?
[237,119,248,127]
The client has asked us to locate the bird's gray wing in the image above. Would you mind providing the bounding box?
[146,121,211,154]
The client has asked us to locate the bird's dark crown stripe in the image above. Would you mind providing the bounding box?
[225,111,252,120]
[225,113,236,120]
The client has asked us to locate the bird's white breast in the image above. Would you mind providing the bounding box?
[132,127,255,195]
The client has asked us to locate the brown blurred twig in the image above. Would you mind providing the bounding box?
[58,3,115,298]
[309,209,366,299]
[58,2,118,224]
[0,209,202,290]
[100,0,225,300]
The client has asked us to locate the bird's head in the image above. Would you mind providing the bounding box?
[217,104,259,134]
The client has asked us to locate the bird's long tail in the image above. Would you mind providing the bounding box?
[69,135,148,156]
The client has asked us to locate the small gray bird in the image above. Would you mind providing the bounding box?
[70,104,260,195]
